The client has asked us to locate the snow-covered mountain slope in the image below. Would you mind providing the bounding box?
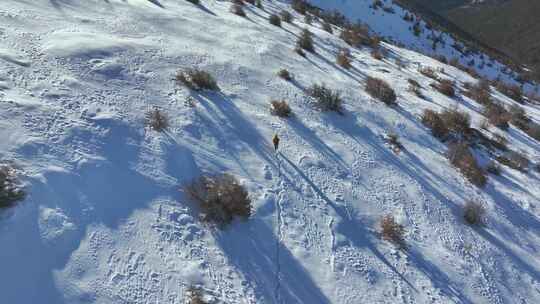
[1,0,539,303]
[310,0,538,93]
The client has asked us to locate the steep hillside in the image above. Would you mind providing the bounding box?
[400,0,540,82]
[1,0,539,303]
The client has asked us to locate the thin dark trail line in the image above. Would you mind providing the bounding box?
[274,150,283,304]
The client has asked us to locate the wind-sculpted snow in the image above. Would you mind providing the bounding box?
[0,0,539,303]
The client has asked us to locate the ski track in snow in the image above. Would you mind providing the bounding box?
[1,0,540,303]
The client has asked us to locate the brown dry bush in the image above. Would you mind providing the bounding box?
[509,104,530,130]
[380,215,406,248]
[432,79,455,97]
[146,108,169,132]
[447,142,487,187]
[483,102,511,129]
[370,48,384,60]
[365,76,397,105]
[336,51,352,69]
[463,201,486,226]
[186,287,208,304]
[419,67,438,80]
[440,108,470,135]
[270,100,292,117]
[497,151,529,172]
[183,173,252,227]
[464,80,492,105]
[339,26,371,47]
[231,3,246,17]
[0,165,25,209]
[408,79,422,97]
[422,109,449,139]
[176,69,219,91]
[496,81,523,103]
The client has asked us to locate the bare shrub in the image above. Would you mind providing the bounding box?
[340,25,371,47]
[463,201,486,226]
[496,81,523,103]
[186,287,208,304]
[176,69,219,91]
[336,51,352,69]
[322,21,333,33]
[464,80,492,105]
[483,102,511,129]
[292,0,308,14]
[497,151,529,172]
[387,133,403,153]
[0,165,25,209]
[269,14,281,27]
[183,173,252,227]
[432,79,455,97]
[440,108,470,135]
[408,79,422,97]
[370,48,384,60]
[486,161,501,175]
[422,109,449,139]
[270,100,292,117]
[509,104,530,130]
[492,133,508,151]
[380,215,406,248]
[297,28,315,53]
[294,46,306,57]
[280,10,293,23]
[419,67,438,80]
[308,84,342,112]
[277,69,292,81]
[231,3,246,17]
[304,14,313,25]
[365,76,397,105]
[527,123,540,141]
[447,142,487,187]
[146,108,169,132]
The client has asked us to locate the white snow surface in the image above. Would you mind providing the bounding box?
[1,0,539,303]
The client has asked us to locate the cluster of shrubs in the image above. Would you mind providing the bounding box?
[365,77,397,105]
[0,165,25,209]
[308,84,342,112]
[422,108,470,140]
[183,173,252,228]
[408,78,423,97]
